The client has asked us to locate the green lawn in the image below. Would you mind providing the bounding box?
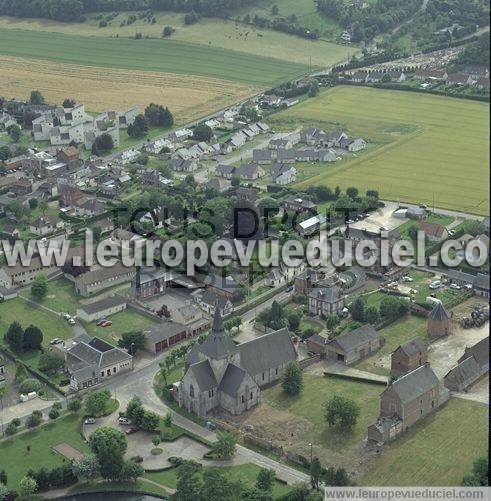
[362,398,489,486]
[0,413,89,490]
[0,29,309,86]
[146,463,291,498]
[0,13,353,67]
[264,374,380,453]
[82,309,158,343]
[270,86,489,215]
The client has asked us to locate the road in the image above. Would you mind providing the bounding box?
[384,200,485,221]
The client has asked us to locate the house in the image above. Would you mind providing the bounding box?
[0,256,58,288]
[475,76,490,91]
[447,73,472,86]
[277,148,299,163]
[308,285,345,317]
[427,301,452,339]
[303,127,328,146]
[271,163,297,185]
[173,304,211,338]
[391,338,428,377]
[307,333,329,357]
[143,321,188,354]
[413,68,448,81]
[316,149,337,162]
[29,216,63,236]
[265,267,287,287]
[350,71,369,83]
[171,157,197,172]
[203,178,228,193]
[204,274,238,299]
[66,336,133,391]
[294,268,319,294]
[326,129,348,148]
[76,295,127,323]
[216,164,236,180]
[56,146,80,170]
[59,184,85,207]
[368,364,447,443]
[1,223,21,240]
[252,149,272,164]
[196,289,234,316]
[419,221,448,242]
[235,187,258,205]
[386,70,407,82]
[235,163,264,180]
[0,285,18,301]
[461,65,489,79]
[9,178,32,196]
[75,199,106,217]
[175,308,296,416]
[260,94,283,108]
[282,196,317,214]
[74,263,136,297]
[341,138,367,152]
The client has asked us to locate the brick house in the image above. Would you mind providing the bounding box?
[391,338,428,377]
[326,325,384,364]
[427,301,452,339]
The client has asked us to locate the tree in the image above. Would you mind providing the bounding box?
[139,410,159,431]
[29,90,45,105]
[26,410,43,428]
[118,331,145,355]
[85,389,111,417]
[310,457,322,490]
[348,296,365,322]
[323,466,350,486]
[0,469,7,486]
[256,468,275,491]
[91,224,102,242]
[212,431,237,459]
[231,174,241,187]
[271,4,279,15]
[49,406,60,420]
[23,325,43,350]
[67,395,82,412]
[19,475,37,496]
[379,296,409,321]
[29,198,39,209]
[193,123,213,142]
[282,361,303,396]
[31,274,48,300]
[462,219,486,236]
[163,412,173,427]
[39,199,48,217]
[325,314,340,332]
[308,82,319,97]
[92,133,114,154]
[126,396,145,424]
[89,427,127,479]
[63,98,76,108]
[119,460,144,482]
[7,124,21,142]
[325,395,360,430]
[346,187,358,199]
[5,321,24,352]
[19,378,41,394]
[462,457,488,486]
[287,311,301,331]
[172,461,202,500]
[202,469,242,501]
[0,146,10,161]
[162,25,173,37]
[72,454,100,481]
[0,483,9,501]
[364,306,380,325]
[144,103,174,127]
[127,114,149,138]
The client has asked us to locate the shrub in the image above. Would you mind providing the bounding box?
[19,378,42,394]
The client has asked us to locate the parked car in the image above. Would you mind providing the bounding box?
[68,318,76,325]
[96,318,108,326]
[429,280,442,289]
[448,229,455,236]
[49,338,62,345]
[118,417,132,425]
[100,320,113,327]
[401,276,413,282]
[450,283,461,290]
[84,417,96,424]
[62,313,71,320]
[285,286,293,292]
[125,427,138,435]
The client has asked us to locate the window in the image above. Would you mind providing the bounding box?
[275,368,278,376]
[262,372,265,381]
[241,395,245,403]
[250,392,253,400]
[190,384,195,398]
[100,371,104,377]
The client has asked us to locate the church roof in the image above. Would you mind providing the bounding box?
[197,308,238,359]
[189,360,217,391]
[219,363,247,397]
[239,328,296,376]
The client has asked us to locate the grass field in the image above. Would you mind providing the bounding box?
[0,14,353,67]
[0,413,89,490]
[269,86,489,215]
[362,398,488,486]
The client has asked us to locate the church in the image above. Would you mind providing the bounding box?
[174,308,297,417]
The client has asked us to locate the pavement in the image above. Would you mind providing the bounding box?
[323,363,388,385]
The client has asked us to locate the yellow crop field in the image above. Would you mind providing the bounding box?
[0,55,260,121]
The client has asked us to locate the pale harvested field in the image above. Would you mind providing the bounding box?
[0,55,260,121]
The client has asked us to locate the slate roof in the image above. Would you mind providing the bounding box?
[190,360,217,391]
[200,290,231,309]
[198,308,239,359]
[444,357,481,387]
[204,274,237,294]
[389,364,439,404]
[458,337,489,369]
[144,321,187,343]
[308,285,342,303]
[396,338,427,357]
[327,324,379,352]
[428,302,450,321]
[78,295,126,315]
[219,363,247,397]
[239,328,296,376]
[67,336,131,369]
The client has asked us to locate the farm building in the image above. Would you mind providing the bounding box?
[427,302,452,339]
[325,325,384,364]
[76,296,127,323]
[391,338,428,377]
[143,321,188,355]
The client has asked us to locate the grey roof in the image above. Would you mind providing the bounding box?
[68,336,131,370]
[200,290,231,309]
[144,321,187,343]
[79,295,126,315]
[459,337,489,369]
[271,162,294,178]
[71,364,98,383]
[252,149,271,161]
[76,263,135,285]
[327,324,379,352]
[216,164,235,176]
[428,302,450,321]
[396,338,427,357]
[444,357,481,387]
[204,274,237,293]
[186,344,201,366]
[308,286,342,304]
[198,308,239,359]
[190,360,217,391]
[235,162,261,178]
[239,328,296,376]
[389,364,439,404]
[219,363,247,397]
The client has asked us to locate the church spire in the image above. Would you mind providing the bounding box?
[212,306,225,336]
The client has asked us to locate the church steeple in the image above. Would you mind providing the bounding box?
[212,306,225,336]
